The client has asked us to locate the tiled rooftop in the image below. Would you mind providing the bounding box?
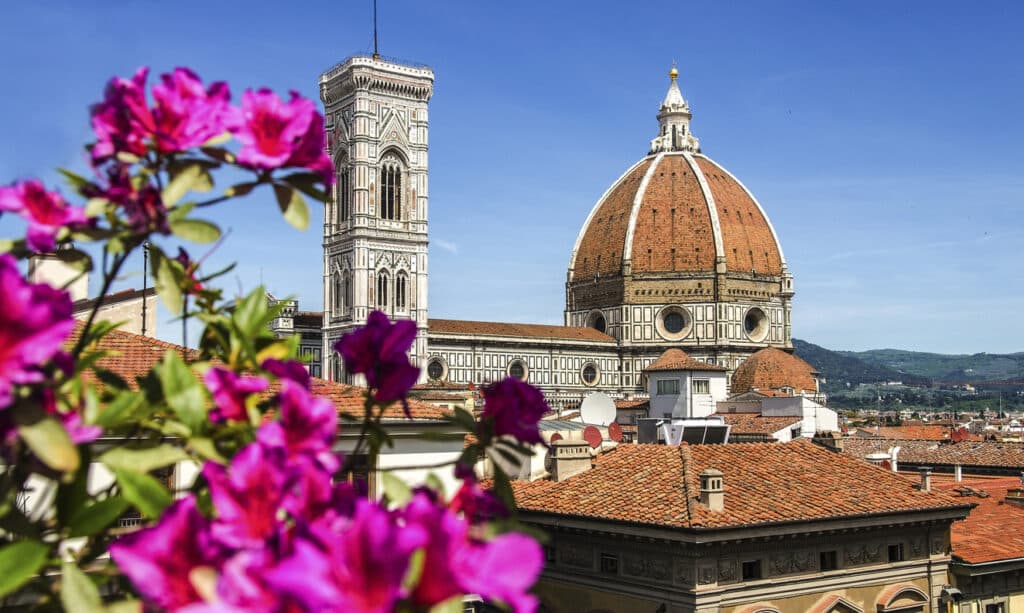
[713,413,801,436]
[615,398,650,410]
[643,348,727,373]
[428,318,615,343]
[730,346,818,395]
[931,475,1024,564]
[69,324,447,421]
[856,425,979,441]
[842,438,1024,470]
[510,440,969,530]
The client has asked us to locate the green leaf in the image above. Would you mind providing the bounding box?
[100,445,190,474]
[202,132,232,147]
[273,184,309,230]
[94,391,145,428]
[150,246,183,315]
[187,437,227,465]
[428,597,466,613]
[424,472,447,499]
[84,197,109,218]
[451,407,478,432]
[68,496,130,538]
[169,219,221,244]
[281,172,328,202]
[57,446,91,526]
[61,560,103,613]
[18,417,80,474]
[162,164,204,207]
[94,367,130,391]
[157,351,206,433]
[57,168,92,190]
[491,463,516,511]
[0,540,49,598]
[224,181,259,197]
[105,600,142,613]
[115,469,171,519]
[233,286,271,338]
[200,145,235,162]
[381,472,411,507]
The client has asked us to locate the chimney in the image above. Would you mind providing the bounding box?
[890,446,901,472]
[919,467,933,492]
[865,452,889,466]
[954,464,962,482]
[550,439,592,482]
[699,468,724,512]
[1006,487,1024,507]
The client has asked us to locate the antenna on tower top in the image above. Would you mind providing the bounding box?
[372,0,380,59]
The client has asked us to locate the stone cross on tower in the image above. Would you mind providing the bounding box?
[318,55,434,384]
[650,63,701,154]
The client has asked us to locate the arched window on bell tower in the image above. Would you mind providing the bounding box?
[332,272,343,317]
[395,271,408,311]
[337,163,350,223]
[379,152,403,221]
[376,271,389,308]
[342,270,352,316]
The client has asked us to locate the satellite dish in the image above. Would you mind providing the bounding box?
[583,425,603,448]
[951,427,969,443]
[608,422,623,442]
[549,432,563,443]
[580,392,616,426]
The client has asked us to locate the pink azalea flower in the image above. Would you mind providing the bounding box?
[0,254,74,409]
[260,358,310,389]
[265,499,426,613]
[204,366,269,423]
[229,90,315,169]
[110,497,223,611]
[285,109,334,186]
[482,377,549,445]
[91,67,231,161]
[0,180,87,252]
[204,443,288,549]
[87,164,169,234]
[404,492,541,613]
[256,379,338,472]
[334,310,419,405]
[90,67,152,161]
[150,68,232,153]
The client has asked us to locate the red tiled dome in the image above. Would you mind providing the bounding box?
[569,152,784,281]
[730,346,819,395]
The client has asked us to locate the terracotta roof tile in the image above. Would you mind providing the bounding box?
[713,413,801,436]
[615,398,649,410]
[731,347,818,395]
[843,438,1024,470]
[932,476,1024,564]
[510,440,970,530]
[856,425,979,441]
[428,318,614,343]
[643,348,727,372]
[574,159,652,279]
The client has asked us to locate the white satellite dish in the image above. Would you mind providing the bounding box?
[580,392,616,426]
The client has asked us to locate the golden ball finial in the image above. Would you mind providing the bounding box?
[669,61,678,80]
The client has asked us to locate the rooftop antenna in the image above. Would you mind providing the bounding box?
[372,0,380,59]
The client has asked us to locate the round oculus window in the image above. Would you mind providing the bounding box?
[744,307,770,342]
[426,359,445,381]
[581,364,598,386]
[508,360,527,381]
[656,306,692,341]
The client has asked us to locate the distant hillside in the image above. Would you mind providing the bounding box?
[842,348,1024,383]
[792,339,931,391]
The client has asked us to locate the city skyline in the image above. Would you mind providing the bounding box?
[1,1,1022,354]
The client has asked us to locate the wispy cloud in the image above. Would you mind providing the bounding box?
[434,238,459,255]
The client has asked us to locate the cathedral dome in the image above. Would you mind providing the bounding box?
[568,149,785,281]
[568,68,786,283]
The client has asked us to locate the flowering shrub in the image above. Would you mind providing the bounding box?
[0,66,547,612]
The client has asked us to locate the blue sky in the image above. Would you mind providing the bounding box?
[1,1,1022,354]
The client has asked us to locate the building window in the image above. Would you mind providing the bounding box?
[427,358,445,381]
[741,560,762,581]
[379,157,402,220]
[820,550,838,571]
[543,545,556,564]
[656,379,680,395]
[376,272,389,308]
[600,554,618,574]
[395,272,408,310]
[508,359,527,381]
[888,544,904,562]
[581,363,598,386]
[332,273,343,316]
[337,166,350,222]
[986,604,1006,613]
[664,311,685,333]
[692,379,710,394]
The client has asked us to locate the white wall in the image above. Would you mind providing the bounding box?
[649,370,727,419]
[762,396,839,437]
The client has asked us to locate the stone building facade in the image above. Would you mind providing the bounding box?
[313,55,800,408]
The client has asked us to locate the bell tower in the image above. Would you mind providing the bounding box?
[319,55,434,383]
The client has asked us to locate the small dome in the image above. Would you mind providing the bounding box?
[730,347,818,395]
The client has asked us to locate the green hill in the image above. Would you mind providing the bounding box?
[841,348,1024,383]
[792,339,931,392]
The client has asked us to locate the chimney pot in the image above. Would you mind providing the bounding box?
[919,467,933,492]
[699,468,724,512]
[550,439,592,482]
